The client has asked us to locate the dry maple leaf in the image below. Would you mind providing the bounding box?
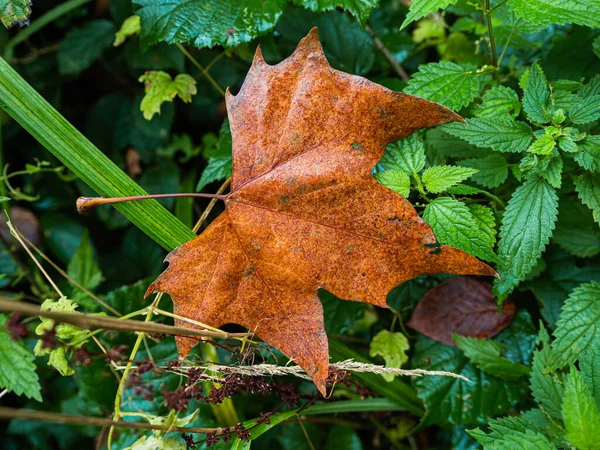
[407,277,514,346]
[147,29,496,395]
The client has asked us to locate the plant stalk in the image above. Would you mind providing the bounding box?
[77,193,228,213]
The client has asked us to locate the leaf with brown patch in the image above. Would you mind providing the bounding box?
[147,29,496,395]
[407,277,514,346]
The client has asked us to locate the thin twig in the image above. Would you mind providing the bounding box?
[485,0,498,66]
[77,193,228,213]
[0,297,250,341]
[193,177,231,233]
[0,406,231,434]
[176,43,226,97]
[366,26,410,82]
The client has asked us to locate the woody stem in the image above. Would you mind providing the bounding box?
[76,193,229,213]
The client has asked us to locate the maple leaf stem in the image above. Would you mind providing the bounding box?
[76,193,228,213]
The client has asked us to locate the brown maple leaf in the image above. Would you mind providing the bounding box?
[407,277,514,346]
[147,29,496,395]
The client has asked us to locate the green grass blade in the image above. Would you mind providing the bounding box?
[303,398,407,415]
[0,56,195,251]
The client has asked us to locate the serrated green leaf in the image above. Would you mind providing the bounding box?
[474,86,521,119]
[400,0,459,29]
[113,15,141,46]
[569,95,600,125]
[581,75,600,98]
[404,62,478,111]
[446,184,484,195]
[58,20,116,76]
[442,117,533,153]
[530,327,564,419]
[369,330,409,382]
[553,90,582,110]
[422,165,477,193]
[575,136,600,172]
[454,334,531,380]
[520,63,552,124]
[0,0,31,28]
[553,199,600,258]
[423,197,497,262]
[138,71,197,120]
[548,282,600,372]
[540,155,562,189]
[0,321,42,402]
[134,0,286,49]
[460,155,508,188]
[469,417,556,449]
[575,173,600,224]
[594,36,600,59]
[509,0,600,28]
[562,367,600,450]
[374,170,411,197]
[467,204,496,247]
[494,178,558,300]
[528,134,556,155]
[378,134,426,174]
[293,0,378,25]
[581,346,600,410]
[196,119,232,192]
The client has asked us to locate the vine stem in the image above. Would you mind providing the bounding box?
[77,193,228,213]
[0,406,232,434]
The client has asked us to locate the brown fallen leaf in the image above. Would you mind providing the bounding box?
[407,277,514,346]
[147,29,496,395]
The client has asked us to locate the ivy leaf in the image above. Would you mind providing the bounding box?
[494,178,558,300]
[530,327,564,419]
[574,173,600,224]
[528,134,556,155]
[454,334,531,380]
[374,170,411,197]
[196,119,232,192]
[0,0,31,28]
[113,15,141,47]
[404,62,478,111]
[133,0,286,49]
[423,197,497,262]
[468,416,557,449]
[400,0,459,30]
[569,95,600,125]
[378,134,426,174]
[562,367,600,450]
[509,0,600,28]
[460,155,508,188]
[474,86,521,119]
[574,135,600,172]
[442,117,533,153]
[138,71,197,120]
[421,165,477,193]
[0,318,42,402]
[58,20,116,76]
[369,330,410,382]
[547,282,600,372]
[520,63,552,124]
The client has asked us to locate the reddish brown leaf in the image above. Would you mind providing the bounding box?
[147,29,496,395]
[407,277,515,346]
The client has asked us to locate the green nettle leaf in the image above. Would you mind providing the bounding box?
[548,282,600,372]
[0,319,42,402]
[404,62,478,111]
[468,416,557,449]
[494,178,558,300]
[67,232,103,308]
[378,134,426,174]
[421,165,477,194]
[569,95,600,125]
[509,0,600,28]
[454,334,531,380]
[460,155,508,188]
[113,15,141,46]
[474,86,521,119]
[574,173,600,224]
[528,134,556,155]
[446,184,484,195]
[0,0,31,28]
[442,118,533,153]
[467,204,496,247]
[540,155,563,189]
[520,63,552,124]
[581,76,600,98]
[134,0,286,49]
[196,119,233,192]
[400,0,459,30]
[530,327,564,419]
[374,170,411,197]
[58,20,116,76]
[574,136,600,172]
[594,36,600,59]
[138,71,197,120]
[423,197,497,262]
[581,345,600,408]
[292,0,378,25]
[562,367,600,450]
[369,330,410,382]
[553,199,600,258]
